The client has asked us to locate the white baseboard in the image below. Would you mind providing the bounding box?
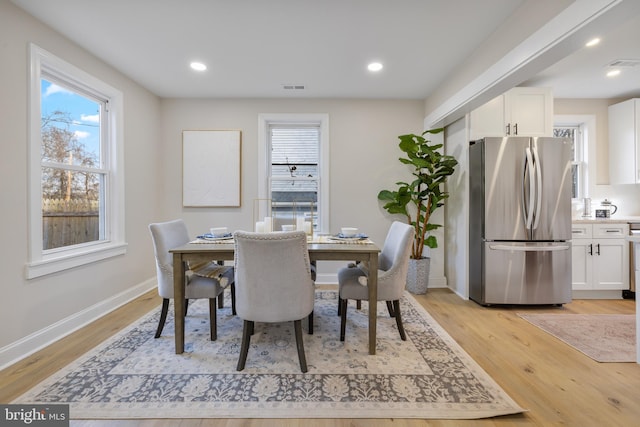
[0,278,156,371]
[572,289,625,300]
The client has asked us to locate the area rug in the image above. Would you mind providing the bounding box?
[518,313,636,362]
[14,291,525,419]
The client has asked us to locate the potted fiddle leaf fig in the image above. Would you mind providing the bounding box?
[377,128,458,294]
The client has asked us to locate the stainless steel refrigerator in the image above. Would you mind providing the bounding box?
[469,137,572,305]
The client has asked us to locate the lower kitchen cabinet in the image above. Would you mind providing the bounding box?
[572,223,629,291]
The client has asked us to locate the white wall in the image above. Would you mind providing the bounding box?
[443,117,470,298]
[158,99,446,283]
[0,1,161,366]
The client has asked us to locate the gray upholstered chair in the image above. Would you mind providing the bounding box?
[234,230,315,372]
[149,219,234,341]
[337,221,415,342]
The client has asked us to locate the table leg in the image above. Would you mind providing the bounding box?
[173,253,186,354]
[368,251,378,355]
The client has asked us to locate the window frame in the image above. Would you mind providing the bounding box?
[554,114,596,201]
[26,44,126,279]
[258,113,329,233]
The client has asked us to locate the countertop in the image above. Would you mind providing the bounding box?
[573,216,640,224]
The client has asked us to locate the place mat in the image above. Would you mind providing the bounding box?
[310,235,374,244]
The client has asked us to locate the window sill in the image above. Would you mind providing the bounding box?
[25,242,128,279]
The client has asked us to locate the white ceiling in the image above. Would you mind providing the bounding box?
[522,11,640,99]
[11,0,640,100]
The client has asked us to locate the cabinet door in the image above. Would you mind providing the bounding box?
[608,99,639,184]
[469,95,506,139]
[571,239,591,290]
[506,87,553,136]
[592,238,629,290]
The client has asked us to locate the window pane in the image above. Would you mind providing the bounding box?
[571,164,579,199]
[41,78,103,251]
[271,179,318,231]
[41,78,101,166]
[42,168,102,250]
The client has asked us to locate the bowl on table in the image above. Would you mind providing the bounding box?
[340,227,358,238]
[210,227,229,238]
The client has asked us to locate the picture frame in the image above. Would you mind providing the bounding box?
[182,130,242,207]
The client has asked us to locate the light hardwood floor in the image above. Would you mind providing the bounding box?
[1,288,638,427]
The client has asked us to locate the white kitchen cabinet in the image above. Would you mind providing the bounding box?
[572,223,629,291]
[470,87,553,139]
[608,98,640,184]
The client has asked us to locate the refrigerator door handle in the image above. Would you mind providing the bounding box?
[489,244,570,252]
[524,147,535,229]
[532,144,543,230]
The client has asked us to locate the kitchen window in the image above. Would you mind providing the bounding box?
[258,114,329,232]
[26,44,126,279]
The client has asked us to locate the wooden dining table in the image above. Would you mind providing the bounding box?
[170,237,381,355]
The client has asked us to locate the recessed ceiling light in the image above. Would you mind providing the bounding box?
[190,62,207,71]
[606,69,621,78]
[368,62,383,72]
[585,38,600,47]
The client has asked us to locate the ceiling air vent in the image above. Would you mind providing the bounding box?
[282,84,305,90]
[607,59,640,68]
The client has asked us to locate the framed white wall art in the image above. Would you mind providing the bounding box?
[182,130,242,207]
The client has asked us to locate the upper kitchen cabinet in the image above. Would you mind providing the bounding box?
[609,98,640,185]
[470,87,553,140]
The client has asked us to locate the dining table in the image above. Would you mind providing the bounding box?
[170,234,381,355]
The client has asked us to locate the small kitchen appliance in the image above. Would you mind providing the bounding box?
[595,199,618,218]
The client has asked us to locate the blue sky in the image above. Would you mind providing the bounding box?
[41,79,101,162]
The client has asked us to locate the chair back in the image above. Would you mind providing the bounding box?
[149,219,190,299]
[233,230,314,323]
[378,221,415,300]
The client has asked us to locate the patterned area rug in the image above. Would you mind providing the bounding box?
[518,314,636,362]
[14,291,525,419]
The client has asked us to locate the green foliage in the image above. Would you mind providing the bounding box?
[377,128,458,259]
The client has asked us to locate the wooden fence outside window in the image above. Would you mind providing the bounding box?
[42,198,99,250]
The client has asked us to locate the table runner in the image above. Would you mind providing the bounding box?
[190,235,374,245]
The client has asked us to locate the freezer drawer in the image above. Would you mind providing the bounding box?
[481,242,572,305]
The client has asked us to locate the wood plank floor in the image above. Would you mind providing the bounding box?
[1,288,638,427]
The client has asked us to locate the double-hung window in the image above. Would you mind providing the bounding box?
[27,44,126,278]
[554,124,586,199]
[258,114,329,233]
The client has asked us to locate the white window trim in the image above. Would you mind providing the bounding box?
[555,114,596,199]
[258,113,329,233]
[26,44,126,279]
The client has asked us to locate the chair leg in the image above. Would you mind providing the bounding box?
[237,320,253,371]
[386,300,396,317]
[356,300,362,310]
[393,300,407,341]
[184,299,189,315]
[230,283,237,315]
[339,298,348,341]
[294,319,308,373]
[218,291,224,308]
[209,298,218,341]
[308,310,314,335]
[337,297,342,316]
[154,298,170,338]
